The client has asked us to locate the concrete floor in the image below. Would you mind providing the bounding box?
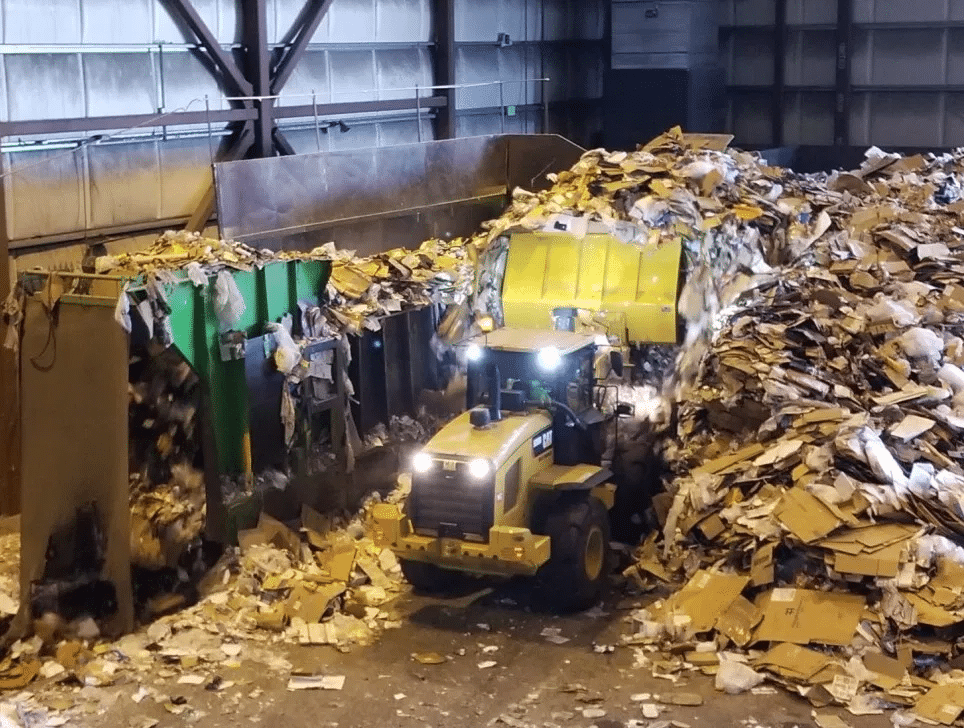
[75,581,895,728]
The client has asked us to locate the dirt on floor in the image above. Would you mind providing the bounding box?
[0,576,893,728]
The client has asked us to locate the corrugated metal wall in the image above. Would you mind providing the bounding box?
[1,0,604,248]
[723,0,964,148]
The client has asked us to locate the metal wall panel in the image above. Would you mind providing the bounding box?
[727,0,774,25]
[5,54,86,120]
[88,141,162,227]
[860,29,945,86]
[276,50,331,106]
[330,50,378,101]
[455,46,533,108]
[723,31,773,86]
[329,0,378,42]
[82,53,157,117]
[374,48,432,99]
[545,0,605,40]
[855,0,954,23]
[3,148,87,240]
[153,0,237,44]
[727,93,771,146]
[786,0,836,24]
[724,1,964,147]
[3,0,83,43]
[279,117,434,154]
[157,51,229,111]
[782,91,834,145]
[374,0,431,43]
[948,29,964,85]
[157,136,215,216]
[784,30,835,87]
[83,0,154,43]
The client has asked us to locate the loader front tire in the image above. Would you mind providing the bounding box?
[535,494,610,613]
[400,558,460,594]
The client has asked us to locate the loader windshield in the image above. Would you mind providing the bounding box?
[465,345,594,412]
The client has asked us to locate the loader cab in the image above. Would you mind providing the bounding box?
[462,328,605,466]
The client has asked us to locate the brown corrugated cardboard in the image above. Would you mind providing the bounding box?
[660,570,750,632]
[754,589,865,646]
[774,488,843,543]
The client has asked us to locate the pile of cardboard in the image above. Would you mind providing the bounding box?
[468,129,776,350]
[612,142,964,720]
[95,231,476,341]
[0,500,403,699]
[128,345,205,573]
[320,240,475,337]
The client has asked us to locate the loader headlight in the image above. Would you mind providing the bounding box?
[466,343,483,362]
[537,346,561,371]
[413,452,433,473]
[477,315,495,333]
[468,458,491,479]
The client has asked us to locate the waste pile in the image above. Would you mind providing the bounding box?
[96,232,476,339]
[582,137,964,721]
[467,130,772,370]
[128,345,205,576]
[0,500,404,701]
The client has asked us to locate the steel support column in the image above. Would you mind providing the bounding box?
[272,129,297,156]
[772,0,787,146]
[186,124,257,232]
[160,0,253,97]
[271,0,336,95]
[432,0,457,139]
[834,0,854,146]
[243,0,274,158]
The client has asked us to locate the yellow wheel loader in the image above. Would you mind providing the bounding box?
[371,327,630,612]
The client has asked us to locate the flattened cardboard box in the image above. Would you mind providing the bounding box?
[662,570,749,632]
[715,596,762,647]
[914,682,964,725]
[754,588,865,646]
[831,541,904,578]
[774,488,842,543]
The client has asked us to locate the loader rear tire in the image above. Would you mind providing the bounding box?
[400,559,460,594]
[535,494,611,613]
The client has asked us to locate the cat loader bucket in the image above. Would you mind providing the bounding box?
[500,232,684,345]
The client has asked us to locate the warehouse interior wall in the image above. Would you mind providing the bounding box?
[0,0,604,252]
[723,0,964,148]
[0,0,604,514]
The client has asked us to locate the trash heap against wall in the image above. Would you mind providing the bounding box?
[92,232,476,555]
[452,127,964,721]
[0,499,404,698]
[586,136,964,723]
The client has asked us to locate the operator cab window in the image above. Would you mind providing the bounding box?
[565,350,594,413]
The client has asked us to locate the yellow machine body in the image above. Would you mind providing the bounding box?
[372,409,613,578]
[500,231,683,345]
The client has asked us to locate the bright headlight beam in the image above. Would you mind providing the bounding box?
[537,346,561,371]
[412,452,433,473]
[466,343,483,362]
[468,458,491,479]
